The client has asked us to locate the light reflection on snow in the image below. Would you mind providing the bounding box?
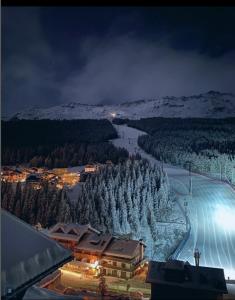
[224,268,235,280]
[214,204,235,231]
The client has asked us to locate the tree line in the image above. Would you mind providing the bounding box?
[74,157,185,259]
[2,119,129,167]
[131,118,235,183]
[1,158,185,260]
[1,181,72,227]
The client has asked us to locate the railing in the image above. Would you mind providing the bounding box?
[101,261,132,271]
[190,169,235,191]
[166,192,191,260]
[37,269,61,288]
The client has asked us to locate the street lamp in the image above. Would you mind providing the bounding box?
[184,200,189,231]
[194,249,201,267]
[160,155,164,171]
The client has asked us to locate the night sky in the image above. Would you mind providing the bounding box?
[2,6,235,117]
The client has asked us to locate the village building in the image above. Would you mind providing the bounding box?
[1,168,28,183]
[84,164,99,173]
[46,223,146,279]
[105,160,113,166]
[25,174,42,190]
[146,260,228,300]
[1,166,80,190]
[52,168,69,176]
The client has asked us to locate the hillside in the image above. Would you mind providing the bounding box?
[12,91,235,120]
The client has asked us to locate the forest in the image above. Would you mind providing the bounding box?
[2,119,128,167]
[1,181,72,227]
[127,118,235,183]
[74,157,185,259]
[1,158,185,260]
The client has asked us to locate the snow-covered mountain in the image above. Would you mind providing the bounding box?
[12,91,235,120]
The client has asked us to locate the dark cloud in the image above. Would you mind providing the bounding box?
[2,7,65,117]
[62,35,235,104]
[2,7,235,117]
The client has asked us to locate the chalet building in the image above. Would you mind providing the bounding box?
[84,164,98,173]
[26,174,42,190]
[46,223,146,279]
[146,260,228,300]
[26,174,41,183]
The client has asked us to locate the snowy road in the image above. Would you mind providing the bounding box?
[112,124,235,279]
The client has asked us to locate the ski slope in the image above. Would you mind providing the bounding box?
[112,124,235,279]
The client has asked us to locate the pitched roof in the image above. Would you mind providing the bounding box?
[47,223,99,242]
[104,238,140,259]
[1,210,73,298]
[48,222,143,259]
[76,232,113,255]
[146,260,228,294]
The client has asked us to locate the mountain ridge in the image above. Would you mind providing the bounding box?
[11,91,235,120]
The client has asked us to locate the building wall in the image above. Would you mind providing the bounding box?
[103,267,132,279]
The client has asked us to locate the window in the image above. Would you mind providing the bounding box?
[121,271,126,279]
[68,229,77,235]
[113,261,117,267]
[55,227,64,233]
[112,270,117,277]
[121,263,126,269]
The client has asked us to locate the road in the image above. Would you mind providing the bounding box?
[112,124,235,279]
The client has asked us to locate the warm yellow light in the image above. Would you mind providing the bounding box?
[91,260,99,269]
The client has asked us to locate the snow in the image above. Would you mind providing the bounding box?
[67,166,85,173]
[12,91,235,120]
[227,284,235,299]
[1,209,72,298]
[111,124,235,279]
[67,183,84,203]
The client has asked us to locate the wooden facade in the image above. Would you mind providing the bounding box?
[47,223,146,279]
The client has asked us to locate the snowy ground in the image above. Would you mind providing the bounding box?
[112,124,235,279]
[66,166,86,202]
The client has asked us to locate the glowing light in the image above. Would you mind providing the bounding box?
[224,268,235,280]
[60,269,82,278]
[214,204,235,231]
[110,112,116,118]
[91,260,99,269]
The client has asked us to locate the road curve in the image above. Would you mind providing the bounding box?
[112,124,235,279]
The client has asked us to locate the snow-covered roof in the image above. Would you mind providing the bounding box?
[104,238,141,259]
[1,210,73,298]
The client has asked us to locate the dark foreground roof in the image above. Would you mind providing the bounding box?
[23,285,83,299]
[146,260,228,294]
[1,210,73,299]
